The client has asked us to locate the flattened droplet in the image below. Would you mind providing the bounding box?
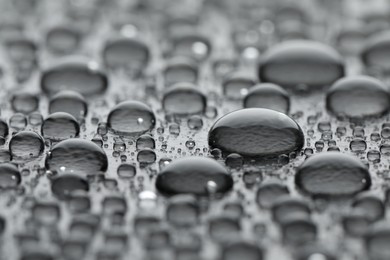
[107,101,155,136]
[41,112,80,141]
[208,108,304,157]
[295,152,371,196]
[326,76,390,119]
[41,58,108,96]
[243,83,290,114]
[162,83,206,115]
[361,30,390,70]
[9,131,44,159]
[46,26,81,54]
[103,38,149,72]
[221,242,263,260]
[51,174,89,200]
[0,163,21,188]
[49,90,88,118]
[258,40,344,90]
[155,157,233,196]
[45,139,108,175]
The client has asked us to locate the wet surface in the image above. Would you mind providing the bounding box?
[0,0,390,260]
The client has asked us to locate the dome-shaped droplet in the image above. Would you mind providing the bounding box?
[365,224,390,260]
[243,83,290,114]
[45,139,108,175]
[11,93,39,114]
[0,163,21,188]
[295,152,371,196]
[258,40,344,90]
[102,37,149,73]
[361,30,390,70]
[46,25,81,54]
[9,131,44,159]
[107,101,155,136]
[117,163,136,178]
[41,112,80,141]
[256,182,290,208]
[41,58,108,96]
[51,174,89,200]
[164,57,198,87]
[162,83,206,115]
[326,76,390,119]
[222,72,256,99]
[221,242,263,260]
[171,34,211,61]
[49,90,88,118]
[208,108,304,157]
[0,119,8,138]
[155,157,233,196]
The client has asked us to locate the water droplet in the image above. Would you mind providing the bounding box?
[41,112,80,141]
[49,90,88,118]
[162,83,206,115]
[326,76,390,118]
[0,163,21,188]
[222,72,256,99]
[259,40,344,90]
[51,174,89,200]
[257,182,289,208]
[164,57,198,86]
[221,242,263,260]
[41,58,108,96]
[103,38,149,74]
[295,152,371,196]
[107,101,155,136]
[208,108,304,158]
[243,83,290,114]
[46,25,81,54]
[45,139,108,175]
[155,157,233,196]
[9,131,44,159]
[11,93,39,114]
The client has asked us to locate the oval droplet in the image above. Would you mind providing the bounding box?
[155,157,233,196]
[208,108,304,157]
[295,152,371,196]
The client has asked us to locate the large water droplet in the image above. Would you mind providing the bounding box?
[9,131,44,159]
[243,83,290,114]
[295,152,371,196]
[45,139,108,175]
[51,174,89,200]
[41,58,108,96]
[208,108,304,157]
[326,76,390,119]
[41,112,80,141]
[258,40,344,90]
[49,90,88,118]
[155,157,233,196]
[107,101,155,136]
[162,83,206,115]
[0,163,21,188]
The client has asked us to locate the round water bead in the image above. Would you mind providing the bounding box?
[40,58,108,96]
[258,40,344,90]
[9,131,44,159]
[166,194,199,226]
[361,30,390,70]
[162,83,206,115]
[0,119,8,138]
[222,71,256,99]
[107,101,155,136]
[51,174,89,200]
[257,182,290,208]
[171,34,211,61]
[102,37,149,73]
[155,157,233,196]
[45,139,108,175]
[164,57,198,87]
[208,108,304,157]
[326,76,390,119]
[243,83,290,114]
[117,163,136,178]
[11,93,39,114]
[0,163,21,188]
[295,152,371,196]
[46,25,81,54]
[41,112,80,141]
[221,242,263,260]
[49,90,88,118]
